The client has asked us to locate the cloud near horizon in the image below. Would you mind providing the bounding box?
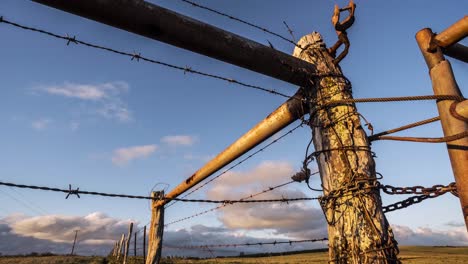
[36,81,132,122]
[1,213,467,257]
[0,212,134,256]
[111,144,158,165]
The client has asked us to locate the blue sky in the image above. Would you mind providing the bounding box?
[0,0,467,257]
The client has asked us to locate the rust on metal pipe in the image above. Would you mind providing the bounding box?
[33,0,318,87]
[416,28,468,231]
[156,93,308,206]
[434,16,468,48]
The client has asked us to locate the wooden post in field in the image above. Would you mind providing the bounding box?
[416,28,468,230]
[116,233,125,261]
[134,232,137,257]
[70,230,78,255]
[293,32,399,263]
[123,222,134,264]
[112,241,119,257]
[146,191,165,264]
[143,226,147,263]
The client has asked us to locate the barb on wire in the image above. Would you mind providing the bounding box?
[165,180,296,226]
[179,0,300,48]
[0,180,318,204]
[167,237,328,249]
[0,17,295,100]
[165,121,306,208]
[65,184,80,199]
[283,21,296,43]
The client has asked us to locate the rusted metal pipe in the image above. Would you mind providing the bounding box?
[434,16,468,48]
[156,93,308,206]
[442,43,468,63]
[32,0,318,87]
[416,28,468,231]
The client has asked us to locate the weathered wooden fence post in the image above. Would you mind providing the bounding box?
[143,225,147,263]
[116,233,125,261]
[293,32,399,263]
[146,191,165,264]
[112,241,119,257]
[134,231,137,257]
[123,222,134,264]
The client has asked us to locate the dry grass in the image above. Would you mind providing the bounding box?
[1,246,467,264]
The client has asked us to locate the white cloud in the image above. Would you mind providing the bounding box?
[183,153,213,162]
[6,212,132,244]
[36,81,132,122]
[162,135,197,146]
[97,101,132,122]
[392,224,468,246]
[31,118,52,131]
[0,213,135,256]
[38,81,128,101]
[70,121,79,131]
[111,144,157,166]
[205,161,327,239]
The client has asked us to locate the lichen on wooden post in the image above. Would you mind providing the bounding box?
[293,32,400,263]
[146,191,165,264]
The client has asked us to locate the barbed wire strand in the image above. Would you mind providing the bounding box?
[0,16,295,100]
[165,180,297,226]
[2,17,462,109]
[165,121,305,208]
[0,180,318,204]
[167,237,328,249]
[178,0,300,48]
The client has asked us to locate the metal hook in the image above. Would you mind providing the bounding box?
[328,0,356,65]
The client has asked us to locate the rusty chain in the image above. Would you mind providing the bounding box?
[380,182,457,196]
[319,180,458,215]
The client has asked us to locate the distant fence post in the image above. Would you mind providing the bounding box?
[146,191,165,264]
[116,233,125,261]
[143,225,147,263]
[123,222,133,264]
[112,241,119,257]
[134,231,137,257]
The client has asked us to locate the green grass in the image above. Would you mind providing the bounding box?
[1,246,467,263]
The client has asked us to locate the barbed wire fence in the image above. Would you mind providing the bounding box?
[0,5,465,261]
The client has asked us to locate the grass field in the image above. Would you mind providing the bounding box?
[1,246,467,263]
